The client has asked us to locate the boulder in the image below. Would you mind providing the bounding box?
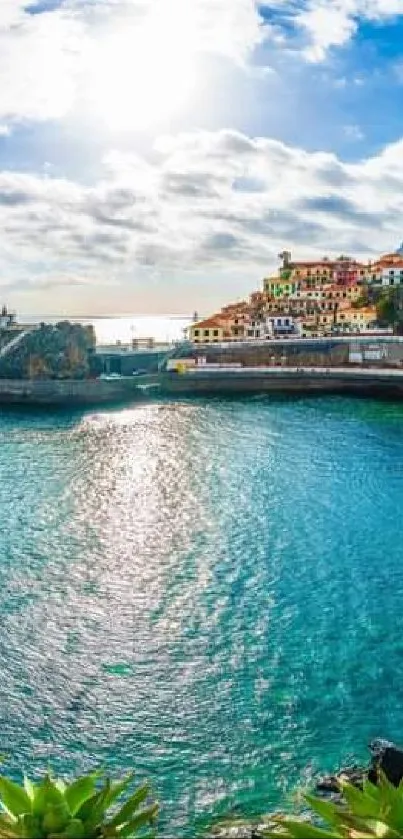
[315,739,403,798]
[368,739,403,787]
[316,765,366,799]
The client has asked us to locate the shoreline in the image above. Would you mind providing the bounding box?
[0,376,145,406]
[2,366,403,405]
[159,366,403,399]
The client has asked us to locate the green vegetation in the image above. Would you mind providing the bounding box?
[372,287,403,333]
[263,773,403,838]
[351,293,370,309]
[0,769,158,838]
[0,322,102,380]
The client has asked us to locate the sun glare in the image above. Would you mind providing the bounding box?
[85,6,197,130]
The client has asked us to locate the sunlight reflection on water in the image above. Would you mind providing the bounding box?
[1,398,403,834]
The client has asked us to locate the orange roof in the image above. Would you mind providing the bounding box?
[375,259,403,269]
[192,316,225,329]
[292,261,336,268]
[339,306,376,317]
[221,301,248,311]
[291,259,364,270]
[377,252,402,261]
[322,283,360,292]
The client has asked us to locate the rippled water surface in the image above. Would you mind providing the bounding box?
[1,396,403,834]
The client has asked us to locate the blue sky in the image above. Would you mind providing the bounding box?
[0,0,403,314]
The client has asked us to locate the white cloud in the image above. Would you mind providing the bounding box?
[343,124,365,141]
[0,0,266,126]
[1,128,403,309]
[0,8,83,123]
[293,0,403,62]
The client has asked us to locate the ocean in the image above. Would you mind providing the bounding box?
[1,381,403,833]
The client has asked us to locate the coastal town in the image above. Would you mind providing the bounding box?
[3,245,403,402]
[189,246,403,344]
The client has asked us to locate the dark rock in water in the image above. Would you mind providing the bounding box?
[212,740,403,837]
[368,739,403,787]
[208,812,288,838]
[369,738,396,758]
[316,765,366,798]
[315,739,403,799]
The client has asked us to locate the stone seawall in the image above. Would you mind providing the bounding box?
[160,368,403,398]
[0,377,142,405]
[177,338,403,369]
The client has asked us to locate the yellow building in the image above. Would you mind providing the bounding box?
[323,284,361,302]
[290,262,335,283]
[336,306,377,332]
[189,316,227,343]
[317,311,335,329]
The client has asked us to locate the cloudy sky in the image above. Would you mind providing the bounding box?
[1,0,403,314]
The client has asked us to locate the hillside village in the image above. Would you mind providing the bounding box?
[190,247,403,343]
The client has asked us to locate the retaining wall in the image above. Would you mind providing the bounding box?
[178,339,403,369]
[160,368,403,398]
[0,377,142,405]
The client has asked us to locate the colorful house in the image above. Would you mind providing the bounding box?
[333,256,365,286]
[263,277,302,297]
[366,253,403,286]
[335,306,378,332]
[190,316,228,344]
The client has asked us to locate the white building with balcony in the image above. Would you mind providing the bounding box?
[247,315,302,339]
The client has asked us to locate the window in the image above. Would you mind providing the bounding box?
[204,330,209,336]
[213,329,219,336]
[194,329,200,336]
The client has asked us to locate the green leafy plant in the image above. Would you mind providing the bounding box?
[263,772,403,838]
[0,769,158,839]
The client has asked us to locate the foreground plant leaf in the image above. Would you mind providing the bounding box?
[0,768,158,838]
[263,770,403,839]
[0,777,31,819]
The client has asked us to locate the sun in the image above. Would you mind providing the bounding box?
[84,6,197,131]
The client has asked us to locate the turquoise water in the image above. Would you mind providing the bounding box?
[1,396,403,834]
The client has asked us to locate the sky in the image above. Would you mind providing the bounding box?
[1,0,403,315]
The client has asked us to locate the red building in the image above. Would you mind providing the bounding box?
[333,256,365,286]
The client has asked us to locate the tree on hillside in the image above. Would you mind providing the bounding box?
[376,289,399,328]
